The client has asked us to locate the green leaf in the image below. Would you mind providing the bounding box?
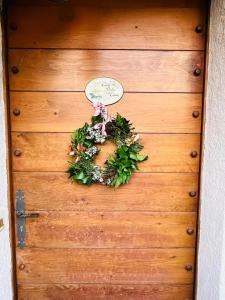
[82,176,90,184]
[75,171,85,180]
[130,143,143,152]
[114,177,122,189]
[130,153,148,162]
[136,154,148,161]
[129,153,138,160]
[91,115,103,126]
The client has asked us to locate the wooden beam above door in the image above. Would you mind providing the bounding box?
[8,5,205,50]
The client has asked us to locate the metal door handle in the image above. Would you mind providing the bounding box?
[16,211,40,218]
[16,190,40,249]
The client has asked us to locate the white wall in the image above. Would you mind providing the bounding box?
[0,18,13,300]
[196,0,225,299]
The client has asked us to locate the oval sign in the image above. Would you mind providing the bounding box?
[85,77,124,106]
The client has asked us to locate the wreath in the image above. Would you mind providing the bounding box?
[67,102,148,189]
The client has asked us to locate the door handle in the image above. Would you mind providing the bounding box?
[16,211,39,218]
[16,189,40,249]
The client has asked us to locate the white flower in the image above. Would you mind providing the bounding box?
[85,146,98,158]
[91,166,104,183]
[87,126,106,144]
[106,178,112,186]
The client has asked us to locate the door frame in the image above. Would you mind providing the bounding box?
[0,1,225,299]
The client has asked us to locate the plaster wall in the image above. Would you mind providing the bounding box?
[196,0,225,299]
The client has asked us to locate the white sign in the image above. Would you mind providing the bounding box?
[85,77,124,106]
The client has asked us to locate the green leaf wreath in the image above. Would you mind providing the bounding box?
[67,102,148,189]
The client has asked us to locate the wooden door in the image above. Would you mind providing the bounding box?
[7,0,207,299]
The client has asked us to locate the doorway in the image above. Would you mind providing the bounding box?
[7,0,207,298]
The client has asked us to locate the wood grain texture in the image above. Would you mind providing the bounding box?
[9,49,204,92]
[10,92,202,133]
[8,6,205,50]
[18,283,193,300]
[17,248,195,284]
[13,172,198,212]
[12,133,200,172]
[18,212,196,248]
[8,0,206,8]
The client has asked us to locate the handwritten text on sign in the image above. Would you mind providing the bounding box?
[85,77,124,106]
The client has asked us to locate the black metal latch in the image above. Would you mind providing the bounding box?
[16,190,39,249]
